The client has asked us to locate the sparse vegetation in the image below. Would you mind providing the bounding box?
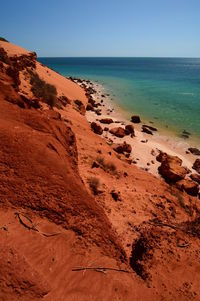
[0,37,9,42]
[96,156,117,174]
[168,187,194,217]
[88,177,100,195]
[30,71,57,108]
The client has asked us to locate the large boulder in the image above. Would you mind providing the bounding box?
[158,163,188,183]
[176,179,199,196]
[91,122,103,135]
[110,127,126,138]
[192,159,200,174]
[157,151,187,183]
[156,151,182,165]
[131,115,141,123]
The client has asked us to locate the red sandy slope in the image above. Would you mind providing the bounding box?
[0,41,200,300]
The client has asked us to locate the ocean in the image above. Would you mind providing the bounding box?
[38,57,200,143]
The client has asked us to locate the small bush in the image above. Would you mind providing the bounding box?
[96,156,105,166]
[106,162,117,173]
[30,71,57,108]
[96,156,117,174]
[88,177,100,195]
[0,37,9,42]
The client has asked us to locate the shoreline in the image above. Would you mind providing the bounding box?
[73,78,199,178]
[94,80,200,148]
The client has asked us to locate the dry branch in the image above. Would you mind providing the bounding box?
[72,266,134,274]
[15,212,61,237]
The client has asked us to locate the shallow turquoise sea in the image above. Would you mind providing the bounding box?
[38,57,200,142]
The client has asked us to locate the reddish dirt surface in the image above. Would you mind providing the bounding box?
[0,41,200,300]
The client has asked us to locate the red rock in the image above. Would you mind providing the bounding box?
[88,98,96,106]
[176,179,199,196]
[110,127,126,138]
[74,99,86,115]
[131,115,141,123]
[91,122,103,135]
[86,103,94,111]
[190,173,200,184]
[156,151,182,165]
[44,110,61,120]
[158,163,188,182]
[0,47,10,64]
[6,66,20,91]
[142,125,153,135]
[157,152,187,183]
[125,124,135,136]
[58,95,71,106]
[113,142,132,154]
[192,159,200,174]
[188,148,200,156]
[110,190,121,201]
[142,124,157,132]
[92,161,100,168]
[99,118,113,124]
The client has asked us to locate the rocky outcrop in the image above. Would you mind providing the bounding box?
[91,122,103,135]
[0,47,10,64]
[131,115,141,123]
[176,179,199,196]
[193,159,200,174]
[110,127,126,138]
[6,66,21,91]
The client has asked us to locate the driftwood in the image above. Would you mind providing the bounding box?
[72,266,134,274]
[15,212,61,237]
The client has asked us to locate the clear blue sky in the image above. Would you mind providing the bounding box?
[1,0,200,57]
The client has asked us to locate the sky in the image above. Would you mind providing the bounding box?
[1,0,200,57]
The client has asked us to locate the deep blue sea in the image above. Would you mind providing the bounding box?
[38,57,200,142]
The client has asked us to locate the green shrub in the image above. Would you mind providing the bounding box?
[0,37,9,42]
[30,71,57,108]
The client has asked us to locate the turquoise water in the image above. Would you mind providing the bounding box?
[38,57,200,142]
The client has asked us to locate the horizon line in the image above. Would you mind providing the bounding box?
[38,56,200,59]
